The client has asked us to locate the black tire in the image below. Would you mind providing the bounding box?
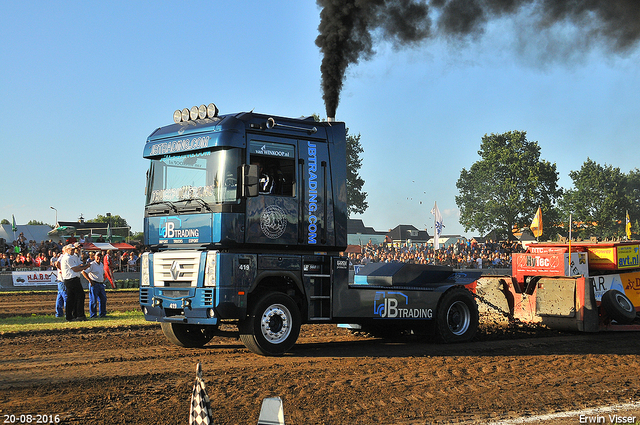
[238,292,301,356]
[601,290,636,324]
[435,287,479,343]
[161,322,217,348]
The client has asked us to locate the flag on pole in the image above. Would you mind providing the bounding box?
[568,214,572,254]
[11,215,17,233]
[189,362,213,425]
[107,223,112,242]
[530,207,543,238]
[430,202,444,250]
[626,210,632,239]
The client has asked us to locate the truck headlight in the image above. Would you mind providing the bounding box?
[204,251,217,287]
[141,253,150,286]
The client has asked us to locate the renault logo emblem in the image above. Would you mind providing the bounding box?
[170,261,181,281]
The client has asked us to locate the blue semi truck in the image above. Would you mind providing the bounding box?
[139,104,481,355]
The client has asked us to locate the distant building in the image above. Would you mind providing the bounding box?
[347,219,387,246]
[429,235,467,248]
[348,220,471,250]
[49,221,119,243]
[386,224,430,245]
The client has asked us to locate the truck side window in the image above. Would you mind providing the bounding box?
[250,155,295,196]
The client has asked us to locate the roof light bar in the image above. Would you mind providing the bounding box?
[173,103,219,123]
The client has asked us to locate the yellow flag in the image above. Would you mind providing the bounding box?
[531,207,543,238]
[626,210,632,239]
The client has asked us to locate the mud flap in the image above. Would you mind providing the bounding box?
[536,276,598,332]
[578,276,599,332]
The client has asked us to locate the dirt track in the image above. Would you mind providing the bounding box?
[2,291,640,425]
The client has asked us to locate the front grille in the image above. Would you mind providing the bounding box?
[152,251,201,287]
[203,289,214,306]
[140,288,150,304]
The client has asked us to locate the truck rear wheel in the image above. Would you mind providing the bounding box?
[435,288,478,343]
[161,322,217,348]
[239,292,301,356]
[601,290,636,324]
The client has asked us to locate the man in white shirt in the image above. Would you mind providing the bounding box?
[82,252,107,318]
[60,243,90,321]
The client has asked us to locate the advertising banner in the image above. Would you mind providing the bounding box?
[588,244,640,270]
[588,247,617,270]
[12,271,58,286]
[616,245,640,269]
[590,271,640,307]
[513,252,565,276]
[513,252,588,283]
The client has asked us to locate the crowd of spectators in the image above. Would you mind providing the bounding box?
[0,233,144,272]
[2,233,526,273]
[347,239,525,269]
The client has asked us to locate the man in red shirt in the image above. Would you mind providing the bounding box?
[104,250,116,289]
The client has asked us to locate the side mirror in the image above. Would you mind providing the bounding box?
[241,164,259,197]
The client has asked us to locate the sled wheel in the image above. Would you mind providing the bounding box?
[601,290,636,324]
[239,292,301,356]
[161,322,217,347]
[435,287,479,343]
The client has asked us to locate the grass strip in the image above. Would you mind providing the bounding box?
[0,310,156,334]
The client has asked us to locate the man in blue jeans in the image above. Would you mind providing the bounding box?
[54,258,67,317]
[51,251,67,317]
[82,252,107,318]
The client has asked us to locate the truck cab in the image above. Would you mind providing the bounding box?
[140,105,348,354]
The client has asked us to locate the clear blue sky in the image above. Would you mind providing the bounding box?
[2,1,639,237]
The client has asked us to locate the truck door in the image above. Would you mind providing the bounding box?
[299,139,334,247]
[245,139,298,245]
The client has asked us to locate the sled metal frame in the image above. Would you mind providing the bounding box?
[473,275,640,333]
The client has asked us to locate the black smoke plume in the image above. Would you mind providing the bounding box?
[316,0,640,118]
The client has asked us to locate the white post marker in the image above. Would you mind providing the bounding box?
[257,397,285,425]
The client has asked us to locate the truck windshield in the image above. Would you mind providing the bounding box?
[146,148,241,205]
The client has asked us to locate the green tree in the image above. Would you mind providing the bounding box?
[626,168,640,238]
[456,131,562,240]
[27,220,50,226]
[129,231,144,242]
[560,159,629,239]
[312,114,368,216]
[0,219,9,225]
[346,129,368,216]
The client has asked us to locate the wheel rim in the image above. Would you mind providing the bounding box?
[447,300,471,336]
[615,293,634,313]
[260,303,291,344]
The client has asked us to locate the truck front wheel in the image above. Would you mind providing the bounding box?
[161,322,217,348]
[239,292,301,356]
[435,288,478,343]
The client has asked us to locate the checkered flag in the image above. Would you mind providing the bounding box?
[189,362,213,425]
